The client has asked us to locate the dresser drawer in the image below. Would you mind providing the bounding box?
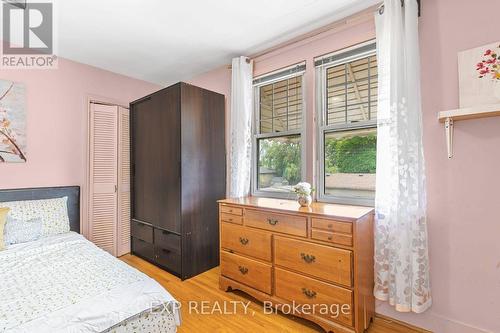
[132,237,154,261]
[154,229,181,253]
[275,268,353,327]
[155,246,181,273]
[131,220,153,243]
[311,229,353,247]
[245,209,307,237]
[220,205,243,216]
[221,223,271,261]
[274,236,352,287]
[220,212,243,225]
[220,251,272,294]
[311,218,352,235]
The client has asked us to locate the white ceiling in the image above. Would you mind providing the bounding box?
[57,0,379,85]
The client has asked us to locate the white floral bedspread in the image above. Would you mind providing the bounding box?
[0,232,180,333]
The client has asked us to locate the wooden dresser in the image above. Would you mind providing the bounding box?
[218,197,374,333]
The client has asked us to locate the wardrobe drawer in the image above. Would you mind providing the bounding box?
[275,268,353,327]
[220,212,243,225]
[220,251,272,294]
[220,205,243,216]
[132,237,154,261]
[155,246,181,273]
[245,209,307,237]
[154,229,181,253]
[274,236,352,287]
[311,218,352,235]
[311,229,353,247]
[131,220,153,243]
[221,223,271,261]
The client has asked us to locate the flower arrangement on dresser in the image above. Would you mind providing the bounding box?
[293,182,314,207]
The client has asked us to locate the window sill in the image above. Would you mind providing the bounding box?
[316,194,374,208]
[251,190,298,201]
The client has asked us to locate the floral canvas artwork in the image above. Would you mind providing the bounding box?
[0,80,27,163]
[458,41,500,108]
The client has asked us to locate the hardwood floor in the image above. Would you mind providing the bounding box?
[121,254,428,333]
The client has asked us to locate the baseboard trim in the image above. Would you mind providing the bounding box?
[375,313,433,333]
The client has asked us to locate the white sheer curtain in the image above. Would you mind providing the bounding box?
[229,56,253,198]
[374,0,432,313]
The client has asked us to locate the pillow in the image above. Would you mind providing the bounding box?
[0,197,70,237]
[4,215,43,245]
[0,207,10,250]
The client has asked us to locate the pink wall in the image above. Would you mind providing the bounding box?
[188,1,500,332]
[0,57,160,235]
[380,1,500,332]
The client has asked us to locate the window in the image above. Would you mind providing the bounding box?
[252,64,305,197]
[316,42,377,205]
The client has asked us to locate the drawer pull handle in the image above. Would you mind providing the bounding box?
[328,224,333,229]
[267,218,278,226]
[161,248,171,254]
[238,266,248,274]
[302,288,317,299]
[327,236,333,241]
[300,253,316,263]
[228,218,233,222]
[239,237,249,245]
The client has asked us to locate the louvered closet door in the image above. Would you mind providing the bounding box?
[117,106,131,256]
[89,103,118,256]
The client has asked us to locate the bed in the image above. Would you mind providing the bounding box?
[0,186,181,333]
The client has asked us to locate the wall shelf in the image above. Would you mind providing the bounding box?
[438,103,500,159]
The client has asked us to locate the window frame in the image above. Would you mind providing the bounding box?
[251,67,307,199]
[315,41,377,206]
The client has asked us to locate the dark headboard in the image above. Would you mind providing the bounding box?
[0,186,80,233]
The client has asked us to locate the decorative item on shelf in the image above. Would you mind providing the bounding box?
[474,46,500,100]
[439,42,500,159]
[459,42,500,108]
[293,182,314,207]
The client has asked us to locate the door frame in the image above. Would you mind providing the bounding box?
[83,94,129,239]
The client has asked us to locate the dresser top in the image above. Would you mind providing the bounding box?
[218,197,374,220]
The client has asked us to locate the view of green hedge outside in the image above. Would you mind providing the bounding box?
[325,132,376,174]
[257,130,376,193]
[257,135,301,191]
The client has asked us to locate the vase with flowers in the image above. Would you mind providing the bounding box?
[293,182,314,207]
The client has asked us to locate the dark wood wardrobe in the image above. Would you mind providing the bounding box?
[130,82,226,280]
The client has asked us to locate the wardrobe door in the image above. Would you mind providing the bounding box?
[131,86,181,233]
[180,83,226,278]
[117,106,131,256]
[156,87,181,233]
[89,103,118,256]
